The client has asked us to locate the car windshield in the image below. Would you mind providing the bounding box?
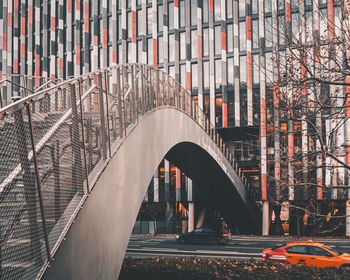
[323,246,341,256]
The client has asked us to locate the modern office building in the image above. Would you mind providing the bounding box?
[0,0,349,235]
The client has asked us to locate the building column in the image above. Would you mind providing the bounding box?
[262,201,269,236]
[165,202,174,233]
[187,177,194,232]
[188,202,195,232]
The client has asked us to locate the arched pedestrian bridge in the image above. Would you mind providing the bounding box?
[0,64,260,279]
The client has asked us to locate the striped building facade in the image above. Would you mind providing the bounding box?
[0,0,350,235]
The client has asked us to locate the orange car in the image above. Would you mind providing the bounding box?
[263,240,350,268]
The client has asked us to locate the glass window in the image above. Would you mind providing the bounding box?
[137,40,142,62]
[128,12,132,38]
[204,61,209,89]
[203,0,209,23]
[227,0,233,18]
[278,0,284,10]
[227,24,233,52]
[169,2,174,30]
[239,1,245,17]
[192,63,198,90]
[214,0,221,21]
[191,30,197,59]
[320,9,327,40]
[308,246,333,257]
[306,11,313,43]
[266,52,273,85]
[180,32,186,60]
[180,64,186,88]
[215,59,221,89]
[228,57,234,85]
[169,34,175,62]
[240,55,247,84]
[285,246,308,254]
[147,7,152,34]
[158,5,163,32]
[109,16,113,43]
[239,22,246,51]
[118,15,122,40]
[128,42,132,62]
[158,36,163,63]
[291,0,298,10]
[215,26,221,55]
[191,1,197,26]
[203,28,209,56]
[180,0,185,28]
[265,17,272,48]
[253,54,259,84]
[292,13,299,41]
[148,38,153,64]
[252,20,258,49]
[137,10,142,36]
[118,43,123,63]
[265,0,272,13]
[169,66,175,79]
[252,0,258,14]
[279,15,286,46]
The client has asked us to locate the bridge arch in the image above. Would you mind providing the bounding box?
[43,106,258,279]
[0,64,259,280]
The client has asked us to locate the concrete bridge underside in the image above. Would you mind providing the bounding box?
[43,107,259,280]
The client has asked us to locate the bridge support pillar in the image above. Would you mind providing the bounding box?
[188,202,195,232]
[262,201,269,236]
[346,200,350,237]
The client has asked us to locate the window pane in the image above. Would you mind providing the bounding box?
[191,0,197,25]
[215,26,221,55]
[204,61,209,89]
[180,32,186,60]
[147,7,152,34]
[137,40,142,62]
[215,59,221,89]
[128,42,132,62]
[252,20,258,49]
[169,34,175,62]
[278,0,284,10]
[169,2,174,30]
[191,30,197,58]
[192,63,198,90]
[227,0,233,18]
[128,12,132,38]
[265,17,272,48]
[239,22,246,51]
[169,66,175,79]
[214,0,221,21]
[239,1,245,17]
[180,0,185,28]
[137,10,142,36]
[227,24,233,52]
[266,52,273,85]
[228,57,234,85]
[279,15,285,46]
[265,0,272,13]
[292,13,299,41]
[240,55,246,84]
[180,64,186,88]
[203,28,209,56]
[158,36,163,63]
[148,38,153,64]
[252,0,258,14]
[158,5,163,32]
[203,0,209,23]
[253,54,259,84]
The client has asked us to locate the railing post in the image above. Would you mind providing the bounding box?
[70,83,84,192]
[26,102,52,261]
[49,140,61,221]
[98,73,108,160]
[122,66,127,135]
[78,79,91,193]
[13,105,43,265]
[117,67,124,138]
[131,65,137,123]
[103,71,112,158]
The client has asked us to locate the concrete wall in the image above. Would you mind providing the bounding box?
[43,107,257,280]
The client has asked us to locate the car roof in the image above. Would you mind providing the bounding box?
[285,240,325,247]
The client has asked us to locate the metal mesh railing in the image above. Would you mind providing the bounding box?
[0,64,258,280]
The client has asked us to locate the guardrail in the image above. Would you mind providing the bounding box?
[0,64,259,280]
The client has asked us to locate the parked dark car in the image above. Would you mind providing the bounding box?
[175,228,229,245]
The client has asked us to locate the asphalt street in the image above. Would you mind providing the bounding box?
[125,235,350,259]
